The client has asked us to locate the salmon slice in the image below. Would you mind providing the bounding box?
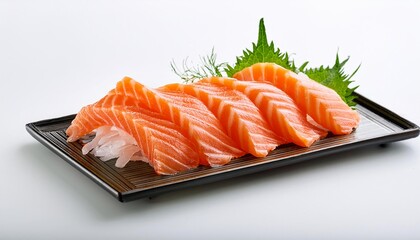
[112,77,245,166]
[201,77,327,147]
[233,63,360,135]
[161,82,284,157]
[66,93,199,175]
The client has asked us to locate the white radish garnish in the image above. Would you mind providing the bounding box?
[81,126,147,168]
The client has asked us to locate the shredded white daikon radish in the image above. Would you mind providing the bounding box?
[81,126,147,168]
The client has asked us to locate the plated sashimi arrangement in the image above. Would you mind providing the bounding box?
[66,19,361,175]
[66,63,360,175]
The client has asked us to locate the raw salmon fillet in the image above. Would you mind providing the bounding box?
[113,77,245,166]
[201,77,327,147]
[161,82,284,157]
[66,93,199,175]
[233,63,360,135]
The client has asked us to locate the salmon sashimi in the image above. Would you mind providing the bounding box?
[161,82,284,157]
[233,63,360,135]
[201,77,327,147]
[112,77,245,166]
[66,93,199,175]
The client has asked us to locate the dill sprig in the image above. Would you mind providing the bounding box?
[171,48,227,83]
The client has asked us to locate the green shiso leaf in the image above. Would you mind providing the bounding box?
[225,18,296,77]
[302,54,360,107]
[226,18,359,107]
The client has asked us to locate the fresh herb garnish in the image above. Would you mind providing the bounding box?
[301,55,360,107]
[225,18,296,77]
[171,48,226,84]
[170,18,360,107]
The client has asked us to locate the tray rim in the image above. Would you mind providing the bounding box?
[26,121,121,200]
[25,92,420,202]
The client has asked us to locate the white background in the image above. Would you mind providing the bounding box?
[1,0,419,239]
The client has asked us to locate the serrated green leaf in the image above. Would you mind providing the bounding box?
[225,18,295,77]
[303,53,360,107]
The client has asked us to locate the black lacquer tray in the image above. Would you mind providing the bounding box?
[26,94,419,202]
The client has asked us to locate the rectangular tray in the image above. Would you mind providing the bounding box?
[26,93,419,202]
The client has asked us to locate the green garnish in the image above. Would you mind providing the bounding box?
[170,18,360,107]
[170,48,226,84]
[225,18,296,76]
[301,55,360,107]
[225,18,359,107]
